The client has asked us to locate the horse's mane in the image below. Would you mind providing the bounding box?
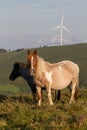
[35,56,47,80]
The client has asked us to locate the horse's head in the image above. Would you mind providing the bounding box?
[27,50,37,75]
[9,62,21,80]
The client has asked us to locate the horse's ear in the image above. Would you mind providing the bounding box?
[34,50,37,55]
[14,62,19,67]
[28,49,30,54]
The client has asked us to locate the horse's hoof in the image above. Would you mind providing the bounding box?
[69,100,75,104]
[50,103,54,106]
[38,103,41,106]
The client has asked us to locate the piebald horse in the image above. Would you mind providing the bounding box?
[27,50,79,106]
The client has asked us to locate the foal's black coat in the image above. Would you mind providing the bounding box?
[9,62,37,102]
[9,62,60,103]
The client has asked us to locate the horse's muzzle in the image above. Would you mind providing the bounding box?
[30,69,35,76]
[9,76,14,81]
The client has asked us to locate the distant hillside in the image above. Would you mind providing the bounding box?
[0,43,87,93]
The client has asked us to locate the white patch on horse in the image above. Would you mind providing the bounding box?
[43,70,52,86]
[58,66,62,71]
[31,56,34,70]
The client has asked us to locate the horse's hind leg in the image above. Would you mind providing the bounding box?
[55,90,61,101]
[69,79,76,104]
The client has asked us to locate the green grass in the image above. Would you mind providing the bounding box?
[0,84,21,94]
[0,88,87,130]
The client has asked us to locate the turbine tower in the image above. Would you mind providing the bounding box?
[52,16,70,46]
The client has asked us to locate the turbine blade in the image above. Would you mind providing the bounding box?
[63,26,70,32]
[61,15,63,25]
[52,26,60,30]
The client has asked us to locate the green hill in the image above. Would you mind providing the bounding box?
[0,43,87,93]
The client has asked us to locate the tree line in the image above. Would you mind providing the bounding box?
[0,48,7,53]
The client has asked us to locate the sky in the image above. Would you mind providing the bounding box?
[0,0,87,50]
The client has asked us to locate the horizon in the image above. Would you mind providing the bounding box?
[1,42,87,52]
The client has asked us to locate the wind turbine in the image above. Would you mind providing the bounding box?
[52,16,70,46]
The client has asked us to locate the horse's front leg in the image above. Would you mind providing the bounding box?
[46,86,54,105]
[36,86,42,106]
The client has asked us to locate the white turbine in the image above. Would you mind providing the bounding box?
[52,16,70,46]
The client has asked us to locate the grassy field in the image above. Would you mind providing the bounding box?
[0,43,87,129]
[0,84,21,95]
[0,88,87,130]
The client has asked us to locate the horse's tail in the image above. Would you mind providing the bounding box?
[74,77,79,100]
